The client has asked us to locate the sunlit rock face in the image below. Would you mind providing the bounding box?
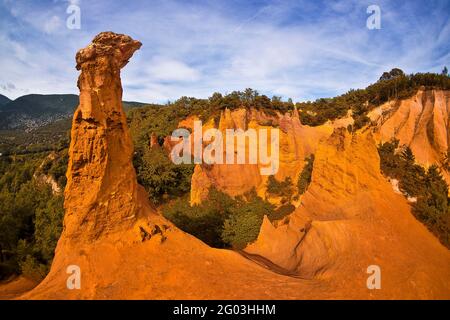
[247,128,450,297]
[64,32,142,240]
[189,107,333,205]
[369,89,450,183]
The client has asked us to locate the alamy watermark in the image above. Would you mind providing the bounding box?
[366,5,381,30]
[170,121,280,175]
[66,2,81,30]
[66,264,81,290]
[366,265,381,289]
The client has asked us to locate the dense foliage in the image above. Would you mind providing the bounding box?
[134,147,194,204]
[266,176,294,204]
[297,71,450,127]
[378,140,450,248]
[0,154,64,280]
[163,188,277,249]
[297,154,315,195]
[127,88,293,150]
[40,150,69,188]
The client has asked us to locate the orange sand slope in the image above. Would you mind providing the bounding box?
[19,32,450,300]
[0,277,38,300]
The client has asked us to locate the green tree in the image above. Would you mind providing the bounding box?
[34,195,64,262]
[400,146,415,165]
[297,154,315,194]
[379,68,405,81]
[266,176,294,203]
[135,147,194,204]
[163,188,276,249]
[221,192,274,249]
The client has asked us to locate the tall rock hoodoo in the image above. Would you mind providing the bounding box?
[64,32,142,239]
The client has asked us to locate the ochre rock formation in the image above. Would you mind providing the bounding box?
[20,33,450,299]
[189,107,333,204]
[189,89,450,203]
[247,128,450,297]
[369,89,450,183]
[65,32,143,239]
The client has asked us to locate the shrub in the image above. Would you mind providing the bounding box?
[222,192,275,249]
[163,188,276,249]
[162,190,235,248]
[135,147,194,204]
[297,154,315,194]
[18,255,48,281]
[221,208,263,250]
[266,176,294,203]
[268,204,296,222]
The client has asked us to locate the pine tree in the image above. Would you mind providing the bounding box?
[400,146,415,164]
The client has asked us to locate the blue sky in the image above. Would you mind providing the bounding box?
[0,0,449,103]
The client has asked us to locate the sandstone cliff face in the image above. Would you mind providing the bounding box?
[246,128,450,296]
[191,90,450,204]
[369,89,450,182]
[64,32,142,240]
[190,107,333,204]
[190,109,264,204]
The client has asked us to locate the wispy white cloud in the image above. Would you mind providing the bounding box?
[43,15,63,34]
[0,0,449,103]
[147,57,201,82]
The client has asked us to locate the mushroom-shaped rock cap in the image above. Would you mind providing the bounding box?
[76,31,142,70]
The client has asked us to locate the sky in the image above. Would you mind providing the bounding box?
[0,0,449,103]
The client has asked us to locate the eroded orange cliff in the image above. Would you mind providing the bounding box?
[247,128,450,298]
[64,32,143,239]
[369,89,450,183]
[189,107,333,205]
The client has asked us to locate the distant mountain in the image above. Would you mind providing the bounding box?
[123,101,149,110]
[0,94,78,131]
[0,94,148,131]
[0,94,12,106]
[0,94,78,114]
